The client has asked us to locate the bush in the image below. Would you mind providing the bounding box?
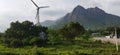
[10,39,22,48]
[2,21,48,47]
[59,22,85,41]
[29,37,47,47]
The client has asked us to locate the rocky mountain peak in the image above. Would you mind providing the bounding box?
[72,5,86,15]
[87,7,106,14]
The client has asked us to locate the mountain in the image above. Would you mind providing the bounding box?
[42,5,120,30]
[41,20,55,26]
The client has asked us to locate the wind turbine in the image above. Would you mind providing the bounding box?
[31,0,49,26]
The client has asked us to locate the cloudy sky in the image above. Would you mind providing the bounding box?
[0,0,120,32]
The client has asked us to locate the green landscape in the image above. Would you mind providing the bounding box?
[0,21,120,55]
[1,0,120,55]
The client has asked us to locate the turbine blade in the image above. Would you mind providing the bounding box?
[39,6,49,8]
[31,0,39,8]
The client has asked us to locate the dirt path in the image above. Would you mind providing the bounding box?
[93,37,120,44]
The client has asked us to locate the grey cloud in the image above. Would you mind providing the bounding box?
[110,1,120,6]
[41,10,67,16]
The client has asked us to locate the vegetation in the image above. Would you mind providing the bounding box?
[0,40,120,55]
[0,21,120,55]
[59,22,85,41]
[89,26,120,37]
[103,27,120,37]
[0,21,48,47]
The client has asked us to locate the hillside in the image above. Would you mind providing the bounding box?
[42,5,120,30]
[41,20,55,26]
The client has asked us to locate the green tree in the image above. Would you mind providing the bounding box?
[47,29,62,45]
[59,22,85,41]
[101,27,120,37]
[29,37,47,46]
[3,21,48,47]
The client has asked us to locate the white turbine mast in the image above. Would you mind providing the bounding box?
[114,27,118,51]
[31,0,49,26]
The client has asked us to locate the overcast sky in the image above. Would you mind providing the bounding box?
[0,0,120,32]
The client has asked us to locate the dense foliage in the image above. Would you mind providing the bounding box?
[104,27,120,37]
[59,22,85,41]
[90,27,120,37]
[0,21,48,47]
[0,21,119,55]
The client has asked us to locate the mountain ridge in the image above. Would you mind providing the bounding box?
[41,5,120,30]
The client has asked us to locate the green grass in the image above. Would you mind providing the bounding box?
[0,40,120,55]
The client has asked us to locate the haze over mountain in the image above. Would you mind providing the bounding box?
[42,5,120,30]
[41,20,55,26]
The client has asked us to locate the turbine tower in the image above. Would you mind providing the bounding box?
[31,0,49,26]
[114,27,118,51]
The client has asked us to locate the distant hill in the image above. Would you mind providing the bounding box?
[41,20,55,27]
[42,5,120,30]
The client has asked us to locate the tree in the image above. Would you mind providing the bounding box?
[47,29,62,45]
[3,21,48,47]
[101,27,120,38]
[59,22,85,41]
[29,37,47,46]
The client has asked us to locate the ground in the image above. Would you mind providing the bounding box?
[93,37,120,44]
[0,39,120,55]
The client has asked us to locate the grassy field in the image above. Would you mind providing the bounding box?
[0,40,120,55]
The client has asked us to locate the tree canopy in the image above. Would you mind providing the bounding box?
[1,21,48,47]
[59,22,85,40]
